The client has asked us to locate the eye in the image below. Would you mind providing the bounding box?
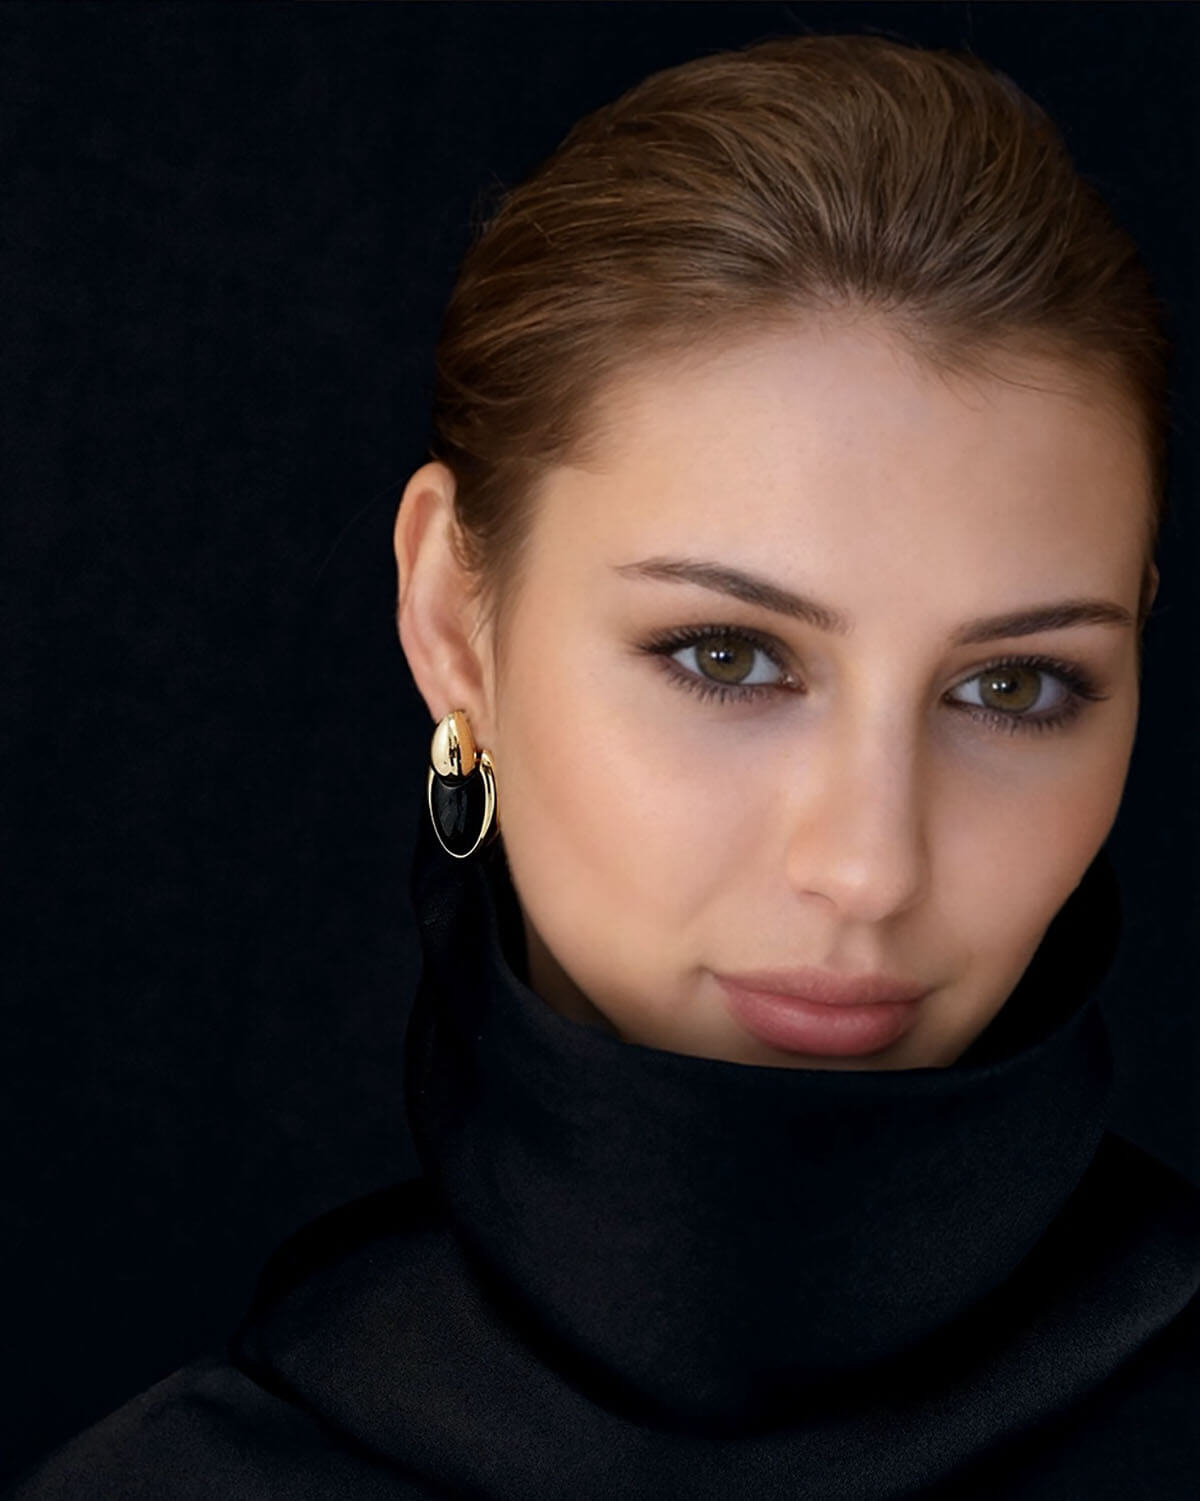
[944,655,1109,735]
[637,624,794,704]
[669,630,786,690]
[949,661,1062,715]
[635,625,1110,734]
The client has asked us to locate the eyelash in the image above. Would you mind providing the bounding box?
[636,623,1110,736]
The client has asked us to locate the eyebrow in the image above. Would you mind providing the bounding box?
[611,557,1135,645]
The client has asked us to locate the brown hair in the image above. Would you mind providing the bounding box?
[427,32,1170,661]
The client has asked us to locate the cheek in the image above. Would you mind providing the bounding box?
[494,636,750,943]
[943,724,1134,969]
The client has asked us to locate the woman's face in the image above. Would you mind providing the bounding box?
[397,319,1152,1069]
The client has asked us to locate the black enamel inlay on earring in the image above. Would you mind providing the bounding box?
[430,770,489,858]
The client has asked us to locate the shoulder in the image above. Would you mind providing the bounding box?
[241,1176,447,1307]
[936,1131,1200,1499]
[4,1355,435,1500]
[1082,1129,1200,1254]
[6,1181,448,1501]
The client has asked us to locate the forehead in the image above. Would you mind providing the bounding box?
[534,320,1148,606]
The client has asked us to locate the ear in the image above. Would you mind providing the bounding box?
[1142,560,1160,618]
[392,462,496,739]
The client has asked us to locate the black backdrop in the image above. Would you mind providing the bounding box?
[2,0,1196,1485]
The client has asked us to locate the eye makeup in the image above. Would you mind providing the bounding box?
[633,622,1111,737]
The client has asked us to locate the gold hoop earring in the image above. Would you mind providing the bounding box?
[426,709,499,859]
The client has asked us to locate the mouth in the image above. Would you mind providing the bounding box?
[714,972,929,1057]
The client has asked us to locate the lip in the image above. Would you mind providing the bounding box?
[715,969,929,1058]
[718,967,929,1007]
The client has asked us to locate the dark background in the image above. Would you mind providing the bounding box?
[2,0,1196,1485]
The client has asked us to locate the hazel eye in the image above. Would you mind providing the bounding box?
[672,631,784,689]
[942,654,1110,735]
[951,663,1067,717]
[635,624,1108,735]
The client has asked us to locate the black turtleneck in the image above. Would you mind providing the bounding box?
[8,813,1200,1499]
[405,811,1120,1429]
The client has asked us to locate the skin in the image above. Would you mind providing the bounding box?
[394,317,1156,1070]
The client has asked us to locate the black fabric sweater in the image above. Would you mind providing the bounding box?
[10,814,1200,1499]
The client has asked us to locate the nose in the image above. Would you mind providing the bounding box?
[783,711,931,925]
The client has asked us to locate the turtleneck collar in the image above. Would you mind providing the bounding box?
[404,813,1120,1431]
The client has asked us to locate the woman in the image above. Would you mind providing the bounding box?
[9,31,1198,1500]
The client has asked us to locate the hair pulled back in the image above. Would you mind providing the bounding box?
[428,32,1171,654]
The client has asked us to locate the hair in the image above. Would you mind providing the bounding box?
[426,32,1172,665]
